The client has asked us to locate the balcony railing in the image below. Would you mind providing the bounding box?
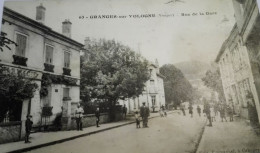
[44,63,54,72]
[63,67,71,76]
[12,55,27,66]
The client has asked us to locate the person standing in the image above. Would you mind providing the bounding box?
[140,102,150,128]
[204,102,212,127]
[180,103,186,116]
[227,105,234,122]
[95,107,100,127]
[162,105,167,117]
[214,103,219,117]
[219,104,227,122]
[75,104,84,131]
[188,104,193,118]
[135,111,141,128]
[246,91,259,127]
[25,115,33,143]
[122,104,127,120]
[197,105,201,117]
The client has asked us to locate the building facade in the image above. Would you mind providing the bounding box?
[216,0,260,123]
[119,60,166,113]
[0,4,83,140]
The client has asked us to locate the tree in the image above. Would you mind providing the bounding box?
[0,65,38,122]
[0,32,17,52]
[201,68,226,102]
[160,64,193,107]
[80,39,150,120]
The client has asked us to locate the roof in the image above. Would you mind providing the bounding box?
[215,23,238,63]
[3,7,84,48]
[156,73,165,79]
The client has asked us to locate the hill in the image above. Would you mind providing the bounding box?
[174,60,211,80]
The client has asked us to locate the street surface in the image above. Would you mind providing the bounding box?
[26,111,206,153]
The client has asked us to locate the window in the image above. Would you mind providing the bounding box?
[151,96,156,106]
[64,51,70,68]
[45,45,54,64]
[15,33,27,57]
[43,87,52,106]
[63,88,70,98]
[150,80,155,85]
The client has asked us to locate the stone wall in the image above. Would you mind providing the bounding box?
[71,113,110,130]
[70,113,123,130]
[0,121,21,144]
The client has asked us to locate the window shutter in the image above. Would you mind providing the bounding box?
[16,34,27,57]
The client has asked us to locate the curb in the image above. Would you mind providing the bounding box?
[7,111,176,153]
[193,119,207,153]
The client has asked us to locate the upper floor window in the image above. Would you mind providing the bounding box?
[15,33,27,57]
[64,51,71,68]
[150,80,155,85]
[45,45,54,64]
[63,88,70,98]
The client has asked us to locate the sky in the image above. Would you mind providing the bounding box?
[1,0,237,66]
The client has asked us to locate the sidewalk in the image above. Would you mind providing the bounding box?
[0,111,172,153]
[196,116,260,153]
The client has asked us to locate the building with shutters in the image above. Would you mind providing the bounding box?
[215,0,260,123]
[0,3,83,141]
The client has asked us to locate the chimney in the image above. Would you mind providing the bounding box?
[62,19,72,38]
[36,3,46,24]
[84,37,91,48]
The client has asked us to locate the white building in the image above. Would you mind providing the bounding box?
[216,0,260,123]
[119,60,166,113]
[0,4,83,135]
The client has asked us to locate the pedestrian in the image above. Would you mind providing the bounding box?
[135,111,141,128]
[188,104,193,118]
[214,103,219,117]
[122,104,127,120]
[159,107,164,117]
[204,101,212,127]
[210,106,216,122]
[197,105,201,117]
[227,105,234,122]
[25,115,33,143]
[219,104,227,122]
[180,103,186,116]
[75,103,84,131]
[162,105,167,117]
[140,102,150,128]
[95,107,100,127]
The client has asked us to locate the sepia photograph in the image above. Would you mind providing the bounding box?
[0,0,260,152]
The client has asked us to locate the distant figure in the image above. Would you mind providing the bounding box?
[135,111,141,128]
[162,105,167,117]
[25,115,33,143]
[219,104,227,122]
[214,103,219,117]
[140,102,150,128]
[246,91,259,126]
[197,105,201,117]
[159,107,164,117]
[210,106,215,122]
[95,107,100,127]
[75,104,84,131]
[204,102,212,127]
[227,105,234,122]
[180,103,186,116]
[122,104,127,120]
[188,104,193,118]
